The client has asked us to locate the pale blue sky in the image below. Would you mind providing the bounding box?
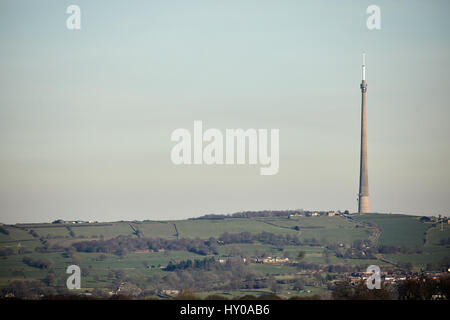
[1,1,449,223]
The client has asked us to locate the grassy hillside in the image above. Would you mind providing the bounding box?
[0,213,448,298]
[351,213,430,247]
[351,214,450,269]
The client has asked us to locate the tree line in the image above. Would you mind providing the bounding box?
[70,231,318,256]
[22,256,54,269]
[71,235,219,256]
[194,210,304,220]
[0,226,9,235]
[163,257,216,271]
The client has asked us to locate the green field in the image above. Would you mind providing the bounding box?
[351,213,430,247]
[426,223,450,246]
[172,218,299,239]
[0,213,448,298]
[352,214,450,270]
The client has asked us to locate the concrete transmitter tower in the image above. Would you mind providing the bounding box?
[358,53,370,213]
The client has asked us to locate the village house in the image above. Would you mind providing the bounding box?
[262,256,289,263]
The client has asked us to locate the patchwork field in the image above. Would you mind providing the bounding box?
[0,213,448,298]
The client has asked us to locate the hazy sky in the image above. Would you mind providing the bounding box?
[1,0,449,223]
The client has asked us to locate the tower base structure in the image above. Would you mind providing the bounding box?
[358,195,370,214]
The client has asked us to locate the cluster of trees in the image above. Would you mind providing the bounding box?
[72,235,219,256]
[192,214,228,220]
[0,247,14,257]
[332,281,393,300]
[0,226,9,235]
[125,267,332,298]
[164,257,216,271]
[340,248,377,259]
[242,274,278,291]
[219,231,305,246]
[71,231,321,257]
[1,280,61,299]
[22,256,54,269]
[294,262,321,271]
[150,258,262,293]
[28,230,39,238]
[34,240,64,254]
[0,246,33,257]
[377,245,423,255]
[18,247,32,255]
[157,260,331,295]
